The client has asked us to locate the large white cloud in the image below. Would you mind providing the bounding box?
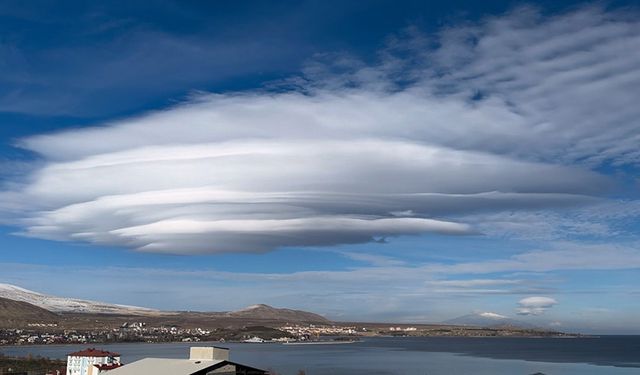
[2,5,639,254]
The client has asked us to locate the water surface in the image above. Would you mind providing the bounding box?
[2,336,639,375]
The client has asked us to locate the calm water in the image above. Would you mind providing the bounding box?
[2,336,639,375]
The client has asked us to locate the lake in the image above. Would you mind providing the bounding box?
[2,336,639,375]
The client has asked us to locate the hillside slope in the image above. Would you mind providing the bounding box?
[0,296,60,326]
[0,283,157,315]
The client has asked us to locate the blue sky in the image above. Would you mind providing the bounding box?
[1,0,640,334]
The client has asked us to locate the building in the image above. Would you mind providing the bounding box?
[66,348,121,375]
[107,346,266,375]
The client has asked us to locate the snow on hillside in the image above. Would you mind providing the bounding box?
[234,304,268,312]
[444,311,535,328]
[0,283,157,315]
[478,312,509,319]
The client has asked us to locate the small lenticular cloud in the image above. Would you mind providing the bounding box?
[517,296,558,316]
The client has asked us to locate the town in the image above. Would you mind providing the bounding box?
[1,323,274,346]
[0,321,577,347]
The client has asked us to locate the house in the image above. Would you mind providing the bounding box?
[66,348,121,375]
[106,346,267,375]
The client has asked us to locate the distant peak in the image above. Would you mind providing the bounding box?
[478,312,508,319]
[445,311,533,329]
[227,304,330,323]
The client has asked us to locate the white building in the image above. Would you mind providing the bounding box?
[66,348,122,375]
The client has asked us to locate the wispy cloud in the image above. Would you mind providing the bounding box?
[1,234,638,328]
[339,252,407,267]
[2,242,637,307]
[424,242,640,274]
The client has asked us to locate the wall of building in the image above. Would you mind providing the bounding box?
[66,356,121,375]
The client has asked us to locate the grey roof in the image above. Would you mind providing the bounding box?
[106,358,225,375]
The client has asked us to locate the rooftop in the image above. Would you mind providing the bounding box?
[106,347,266,375]
[68,348,120,357]
[105,358,224,375]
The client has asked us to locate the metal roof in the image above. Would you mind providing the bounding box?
[106,358,225,375]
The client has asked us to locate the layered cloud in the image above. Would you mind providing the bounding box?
[517,296,558,315]
[2,5,640,254]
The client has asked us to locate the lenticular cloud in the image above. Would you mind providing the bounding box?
[3,6,638,254]
[8,132,601,253]
[517,296,558,315]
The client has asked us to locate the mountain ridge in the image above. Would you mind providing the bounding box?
[0,283,157,315]
[0,283,329,324]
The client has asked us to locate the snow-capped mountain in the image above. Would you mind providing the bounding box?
[444,311,534,328]
[0,283,157,315]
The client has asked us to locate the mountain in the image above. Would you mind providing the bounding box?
[0,283,157,315]
[444,312,534,328]
[0,284,330,325]
[0,296,60,326]
[227,304,330,323]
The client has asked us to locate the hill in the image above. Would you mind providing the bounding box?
[0,296,60,327]
[227,304,330,324]
[0,283,330,328]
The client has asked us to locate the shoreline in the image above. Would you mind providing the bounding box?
[0,334,606,348]
[282,340,359,345]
